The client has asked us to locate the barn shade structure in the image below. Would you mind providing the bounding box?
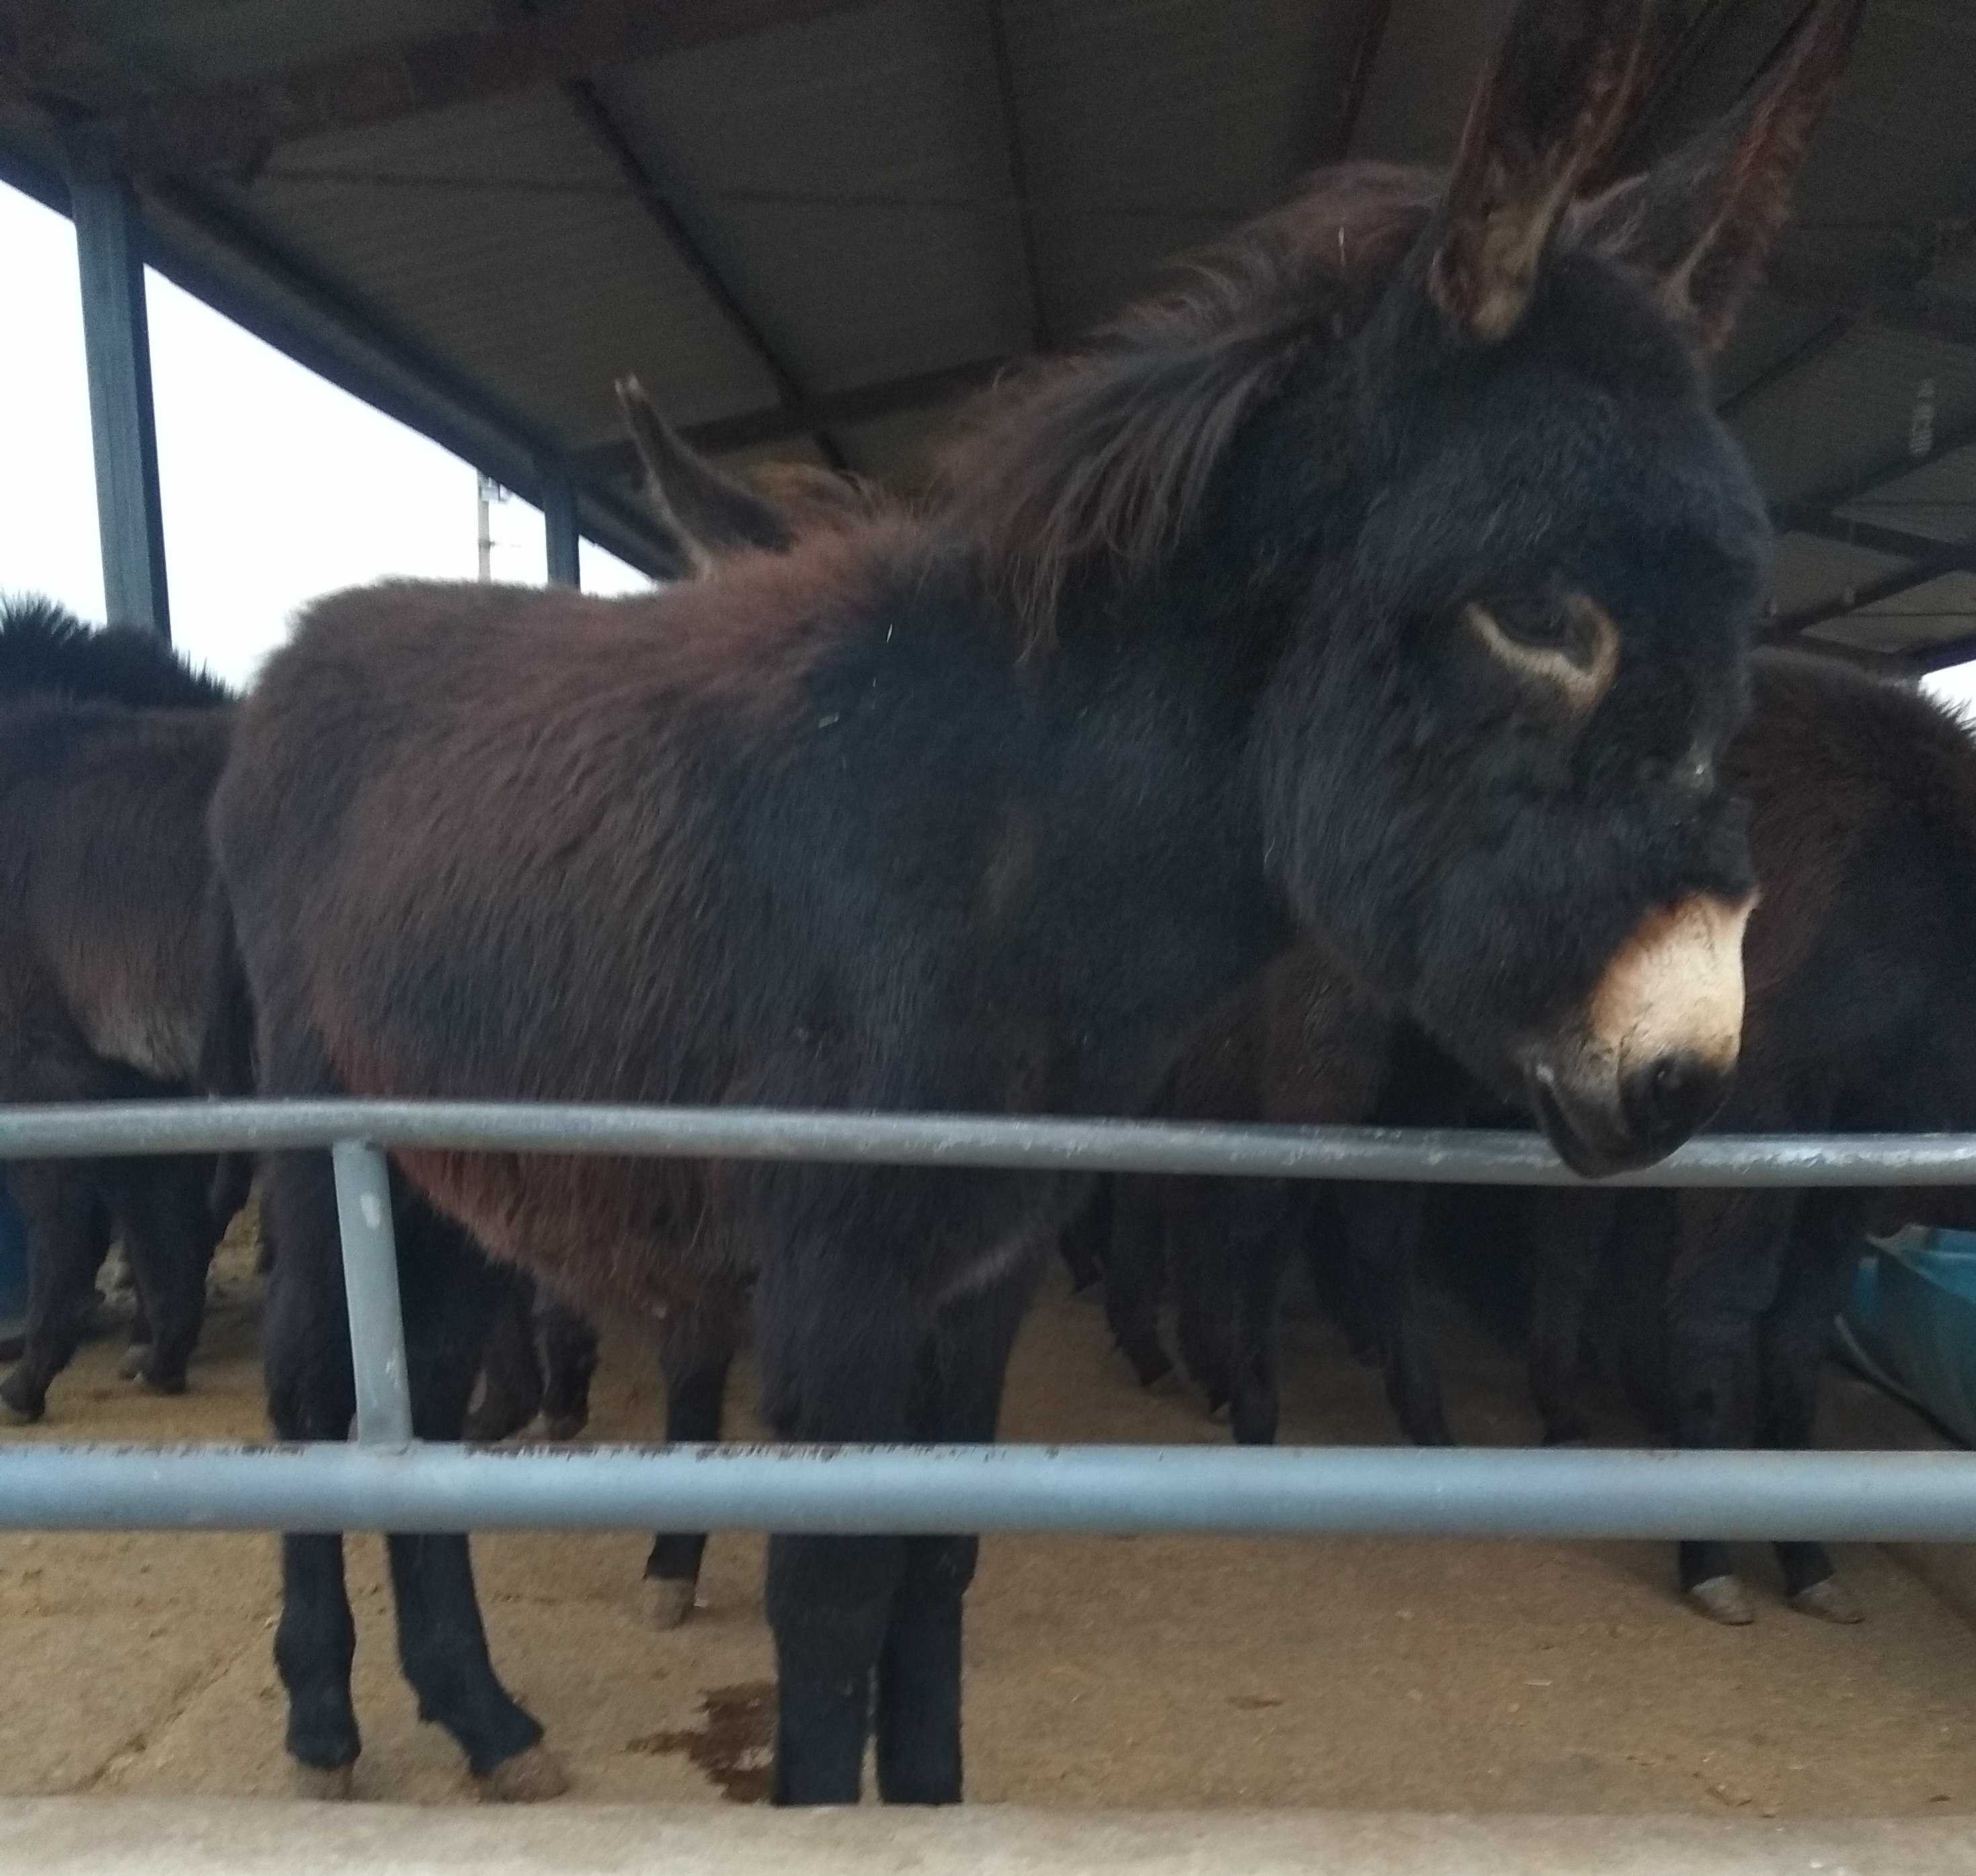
[1,0,1973,663]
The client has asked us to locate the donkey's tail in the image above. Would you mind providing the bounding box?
[198,877,258,1235]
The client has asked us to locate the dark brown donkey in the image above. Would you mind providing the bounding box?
[1198,651,1976,1627]
[463,384,890,1626]
[0,597,249,1420]
[1509,650,1976,1627]
[211,0,1854,1806]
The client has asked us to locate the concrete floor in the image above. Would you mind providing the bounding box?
[1,1208,1973,1818]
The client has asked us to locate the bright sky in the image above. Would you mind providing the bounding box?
[0,183,649,690]
[2,177,1973,719]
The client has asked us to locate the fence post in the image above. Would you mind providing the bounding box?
[330,1141,413,1449]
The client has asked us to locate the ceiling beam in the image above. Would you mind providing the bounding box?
[580,354,1011,475]
[1767,540,1976,643]
[1780,514,1947,563]
[1911,629,1976,674]
[1761,249,1976,350]
[8,0,879,175]
[561,76,844,471]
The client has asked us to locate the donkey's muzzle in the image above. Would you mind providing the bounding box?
[1621,1051,1733,1159]
[1522,889,1755,1178]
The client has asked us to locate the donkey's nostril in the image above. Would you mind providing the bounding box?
[1621,1051,1731,1151]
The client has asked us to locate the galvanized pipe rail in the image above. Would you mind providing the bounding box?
[0,1098,1971,1540]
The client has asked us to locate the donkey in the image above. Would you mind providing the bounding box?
[210,0,1856,1806]
[464,389,889,1625]
[0,597,251,1419]
[1096,947,1402,1435]
[1506,649,1976,1627]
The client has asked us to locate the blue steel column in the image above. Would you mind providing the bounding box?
[543,466,580,588]
[67,145,171,637]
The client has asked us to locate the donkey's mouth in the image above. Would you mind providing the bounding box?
[1525,1062,1666,1180]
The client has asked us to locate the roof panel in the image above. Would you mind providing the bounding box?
[55,1,498,93]
[1006,0,1378,204]
[600,0,1023,396]
[243,89,778,441]
[1833,442,1976,548]
[1731,326,1976,516]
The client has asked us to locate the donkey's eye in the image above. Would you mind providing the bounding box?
[1489,598,1567,647]
[1463,594,1618,707]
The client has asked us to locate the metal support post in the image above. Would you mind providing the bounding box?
[543,466,580,587]
[330,1141,413,1449]
[67,147,170,636]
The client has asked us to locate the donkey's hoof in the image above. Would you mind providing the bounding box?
[477,1744,571,1803]
[542,1412,587,1443]
[1790,1576,1864,1625]
[139,1368,188,1397]
[651,1577,700,1629]
[1686,1575,1756,1625]
[0,1376,45,1425]
[118,1343,153,1381]
[291,1762,356,1801]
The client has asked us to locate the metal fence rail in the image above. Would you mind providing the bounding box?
[0,1098,1971,1541]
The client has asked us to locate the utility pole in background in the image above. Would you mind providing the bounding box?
[476,470,507,582]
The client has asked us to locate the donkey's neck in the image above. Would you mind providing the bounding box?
[961,563,1302,1114]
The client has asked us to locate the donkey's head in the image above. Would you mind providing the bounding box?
[1250,0,1862,1172]
[1257,0,1857,1176]
[939,0,1860,1171]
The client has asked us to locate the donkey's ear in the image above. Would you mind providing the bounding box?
[615,376,795,575]
[1428,0,1661,342]
[1575,0,1866,355]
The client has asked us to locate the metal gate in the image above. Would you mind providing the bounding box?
[1,1098,1974,1540]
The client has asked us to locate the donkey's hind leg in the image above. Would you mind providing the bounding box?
[1523,1188,1621,1446]
[0,1161,111,1422]
[1344,1182,1449,1447]
[644,1288,741,1629]
[537,1298,600,1441]
[102,1152,221,1395]
[1057,1176,1109,1295]
[1762,1191,1869,1623]
[384,1182,564,1799]
[261,1144,363,1796]
[463,1272,543,1444]
[1666,1185,1796,1626]
[876,1258,1036,1804]
[1104,1174,1174,1389]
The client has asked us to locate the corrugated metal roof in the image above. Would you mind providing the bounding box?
[3,0,1973,657]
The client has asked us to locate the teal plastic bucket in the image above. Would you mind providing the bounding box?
[1837,1227,1976,1448]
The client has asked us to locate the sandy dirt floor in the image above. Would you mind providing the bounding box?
[1,1202,1973,1816]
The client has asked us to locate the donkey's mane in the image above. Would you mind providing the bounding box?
[936,164,1440,651]
[0,594,232,710]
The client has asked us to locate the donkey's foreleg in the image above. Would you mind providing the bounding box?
[877,1258,1036,1803]
[756,1245,927,1805]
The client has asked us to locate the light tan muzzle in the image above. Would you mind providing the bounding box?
[1524,891,1755,1176]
